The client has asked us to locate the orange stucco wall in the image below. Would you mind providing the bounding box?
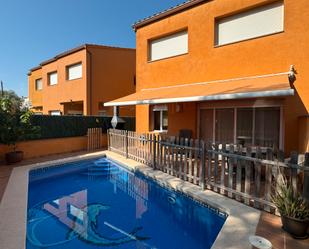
[135,0,309,153]
[28,46,136,117]
[28,68,43,110]
[88,46,136,117]
[0,134,107,163]
[43,50,88,114]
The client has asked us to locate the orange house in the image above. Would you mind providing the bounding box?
[106,0,309,154]
[28,44,136,117]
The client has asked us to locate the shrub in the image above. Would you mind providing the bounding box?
[0,97,40,151]
[30,115,135,140]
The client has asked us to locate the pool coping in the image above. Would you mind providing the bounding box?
[0,150,260,249]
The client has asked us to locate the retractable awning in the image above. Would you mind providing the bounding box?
[104,73,294,106]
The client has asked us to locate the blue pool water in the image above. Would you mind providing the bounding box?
[27,157,226,249]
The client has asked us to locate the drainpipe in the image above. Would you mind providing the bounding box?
[86,48,93,115]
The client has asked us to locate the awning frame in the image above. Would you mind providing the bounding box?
[105,89,294,106]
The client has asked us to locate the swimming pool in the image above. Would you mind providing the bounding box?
[27,157,226,249]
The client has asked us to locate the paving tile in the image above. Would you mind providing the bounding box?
[255,211,309,249]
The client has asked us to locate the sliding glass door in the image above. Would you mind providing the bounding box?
[199,106,281,148]
[215,109,234,144]
[255,107,280,148]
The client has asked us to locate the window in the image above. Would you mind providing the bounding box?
[35,78,42,90]
[215,1,284,46]
[255,107,280,147]
[215,109,235,144]
[49,110,61,116]
[199,109,214,142]
[48,71,58,85]
[199,107,281,148]
[149,30,188,61]
[153,105,168,131]
[67,63,82,80]
[237,108,253,146]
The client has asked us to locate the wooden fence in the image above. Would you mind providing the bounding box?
[108,129,309,213]
[87,128,102,151]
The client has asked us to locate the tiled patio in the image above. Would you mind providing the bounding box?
[0,152,308,249]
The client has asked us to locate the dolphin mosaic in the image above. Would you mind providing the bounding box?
[27,202,149,247]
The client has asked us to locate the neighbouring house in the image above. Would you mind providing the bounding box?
[28,44,136,117]
[105,0,309,154]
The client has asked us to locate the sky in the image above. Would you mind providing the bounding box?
[0,0,186,97]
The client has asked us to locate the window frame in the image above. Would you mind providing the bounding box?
[49,110,62,116]
[214,1,284,47]
[152,105,168,132]
[198,105,283,149]
[48,71,58,86]
[35,78,43,91]
[148,29,189,62]
[66,62,82,81]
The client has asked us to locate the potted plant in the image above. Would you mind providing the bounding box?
[271,174,309,239]
[0,97,40,164]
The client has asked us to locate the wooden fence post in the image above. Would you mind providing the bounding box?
[254,147,262,209]
[125,130,128,158]
[244,147,252,205]
[153,135,157,170]
[200,140,206,190]
[264,148,273,212]
[303,153,309,202]
[290,151,298,196]
[228,145,234,198]
[207,142,212,189]
[235,144,242,201]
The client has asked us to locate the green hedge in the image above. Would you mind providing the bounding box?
[30,115,135,140]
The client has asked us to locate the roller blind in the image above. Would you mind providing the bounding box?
[67,63,82,80]
[216,1,284,46]
[49,72,58,85]
[150,30,188,61]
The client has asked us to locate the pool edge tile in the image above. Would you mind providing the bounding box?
[104,151,261,249]
[0,150,260,249]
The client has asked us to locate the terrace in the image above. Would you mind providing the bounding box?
[0,127,308,249]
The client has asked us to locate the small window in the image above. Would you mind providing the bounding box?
[35,78,42,90]
[149,30,188,61]
[49,110,61,116]
[215,1,284,46]
[48,71,58,85]
[67,63,82,80]
[153,105,168,131]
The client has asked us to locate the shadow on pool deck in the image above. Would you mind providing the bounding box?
[0,151,308,249]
